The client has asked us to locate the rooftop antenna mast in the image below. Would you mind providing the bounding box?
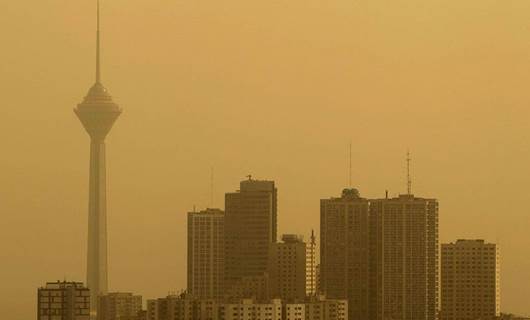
[407,150,412,195]
[210,166,214,207]
[349,141,352,188]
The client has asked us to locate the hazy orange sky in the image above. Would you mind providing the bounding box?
[2,0,530,318]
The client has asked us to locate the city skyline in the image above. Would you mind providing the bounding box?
[3,0,530,319]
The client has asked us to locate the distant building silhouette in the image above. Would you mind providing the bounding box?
[97,292,143,320]
[74,1,122,317]
[225,178,277,299]
[320,189,370,320]
[37,281,90,320]
[441,239,500,320]
[269,234,307,301]
[187,208,225,301]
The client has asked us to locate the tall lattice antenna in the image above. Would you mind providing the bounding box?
[210,166,214,207]
[407,150,412,195]
[349,141,352,187]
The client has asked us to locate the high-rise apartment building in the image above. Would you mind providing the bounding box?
[98,293,143,320]
[37,281,91,320]
[441,240,500,320]
[321,189,439,320]
[306,231,317,297]
[225,178,277,297]
[187,208,225,300]
[270,234,307,301]
[370,194,439,320]
[320,189,370,320]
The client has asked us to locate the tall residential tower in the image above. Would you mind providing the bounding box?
[75,1,122,316]
[320,189,370,320]
[224,178,277,299]
[187,208,225,300]
[370,194,439,320]
[441,240,500,320]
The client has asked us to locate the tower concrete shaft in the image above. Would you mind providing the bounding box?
[76,81,121,320]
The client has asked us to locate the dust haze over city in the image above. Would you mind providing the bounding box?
[2,0,530,319]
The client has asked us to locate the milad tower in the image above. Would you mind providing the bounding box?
[74,1,121,317]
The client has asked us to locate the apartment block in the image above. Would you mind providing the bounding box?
[270,234,307,301]
[441,239,500,320]
[187,208,225,300]
[37,281,90,320]
[320,188,370,320]
[225,178,277,297]
[98,292,143,320]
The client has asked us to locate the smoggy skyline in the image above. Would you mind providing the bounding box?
[2,1,530,319]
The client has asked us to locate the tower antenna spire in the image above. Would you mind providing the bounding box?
[96,0,101,83]
[407,150,412,195]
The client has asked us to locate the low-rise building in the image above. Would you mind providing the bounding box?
[146,294,347,320]
[37,281,91,320]
[283,303,305,320]
[147,293,194,320]
[305,296,348,320]
[98,292,143,320]
[219,299,282,320]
